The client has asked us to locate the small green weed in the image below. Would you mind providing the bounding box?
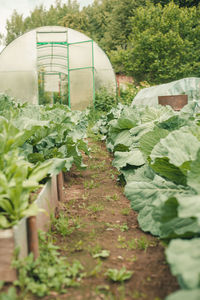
[105,267,133,282]
[95,284,110,296]
[89,160,106,171]
[0,287,18,300]
[132,290,147,299]
[117,235,127,249]
[111,193,119,201]
[88,244,102,256]
[146,276,151,282]
[137,236,151,252]
[66,198,76,208]
[105,195,112,201]
[87,204,104,213]
[120,223,129,232]
[118,235,155,252]
[88,259,102,277]
[89,228,96,239]
[90,145,101,153]
[74,240,84,252]
[84,179,99,189]
[127,255,137,262]
[121,208,131,216]
[0,280,4,290]
[78,202,86,209]
[82,191,89,200]
[106,222,129,232]
[91,174,100,179]
[105,194,119,202]
[13,231,85,297]
[51,212,81,236]
[127,238,137,250]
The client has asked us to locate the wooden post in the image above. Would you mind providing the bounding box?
[27,216,39,260]
[0,229,17,281]
[57,171,64,202]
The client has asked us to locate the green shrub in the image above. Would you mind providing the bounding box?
[111,2,200,84]
[94,88,117,112]
[119,81,150,105]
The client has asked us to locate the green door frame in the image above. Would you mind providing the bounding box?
[37,32,95,109]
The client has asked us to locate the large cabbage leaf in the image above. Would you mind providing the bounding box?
[165,289,200,300]
[166,238,200,289]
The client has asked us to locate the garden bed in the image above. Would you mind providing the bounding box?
[0,173,61,282]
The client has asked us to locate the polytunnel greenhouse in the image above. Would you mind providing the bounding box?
[0,26,116,110]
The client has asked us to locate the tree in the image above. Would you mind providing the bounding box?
[4,0,80,46]
[152,0,200,7]
[102,0,146,51]
[6,10,25,45]
[114,2,200,83]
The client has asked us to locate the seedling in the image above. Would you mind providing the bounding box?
[0,287,18,300]
[89,160,106,171]
[146,276,151,282]
[117,235,127,249]
[132,290,147,299]
[120,223,129,232]
[74,240,84,252]
[84,179,99,189]
[127,238,137,250]
[95,284,110,293]
[51,212,81,236]
[105,267,133,282]
[87,204,104,213]
[88,244,102,256]
[106,223,128,232]
[118,235,126,243]
[137,236,151,252]
[13,231,85,297]
[78,202,86,209]
[121,208,131,216]
[82,191,89,200]
[105,195,112,201]
[111,193,119,201]
[67,198,76,207]
[0,280,4,290]
[88,259,102,277]
[127,255,137,262]
[89,228,96,239]
[93,250,110,259]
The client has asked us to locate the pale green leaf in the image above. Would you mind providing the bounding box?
[151,130,200,166]
[187,149,200,193]
[140,126,169,158]
[166,238,200,289]
[165,289,200,300]
[112,150,145,170]
[0,215,11,229]
[125,179,189,211]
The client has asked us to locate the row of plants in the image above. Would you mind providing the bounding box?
[0,94,89,229]
[93,101,200,299]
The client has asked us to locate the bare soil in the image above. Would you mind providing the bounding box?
[45,138,179,300]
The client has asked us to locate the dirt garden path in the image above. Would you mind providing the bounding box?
[47,137,179,300]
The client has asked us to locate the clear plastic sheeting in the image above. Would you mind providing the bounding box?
[0,26,116,109]
[44,74,60,92]
[132,77,200,107]
[70,68,93,110]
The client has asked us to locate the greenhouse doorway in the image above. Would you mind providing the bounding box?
[36,30,95,109]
